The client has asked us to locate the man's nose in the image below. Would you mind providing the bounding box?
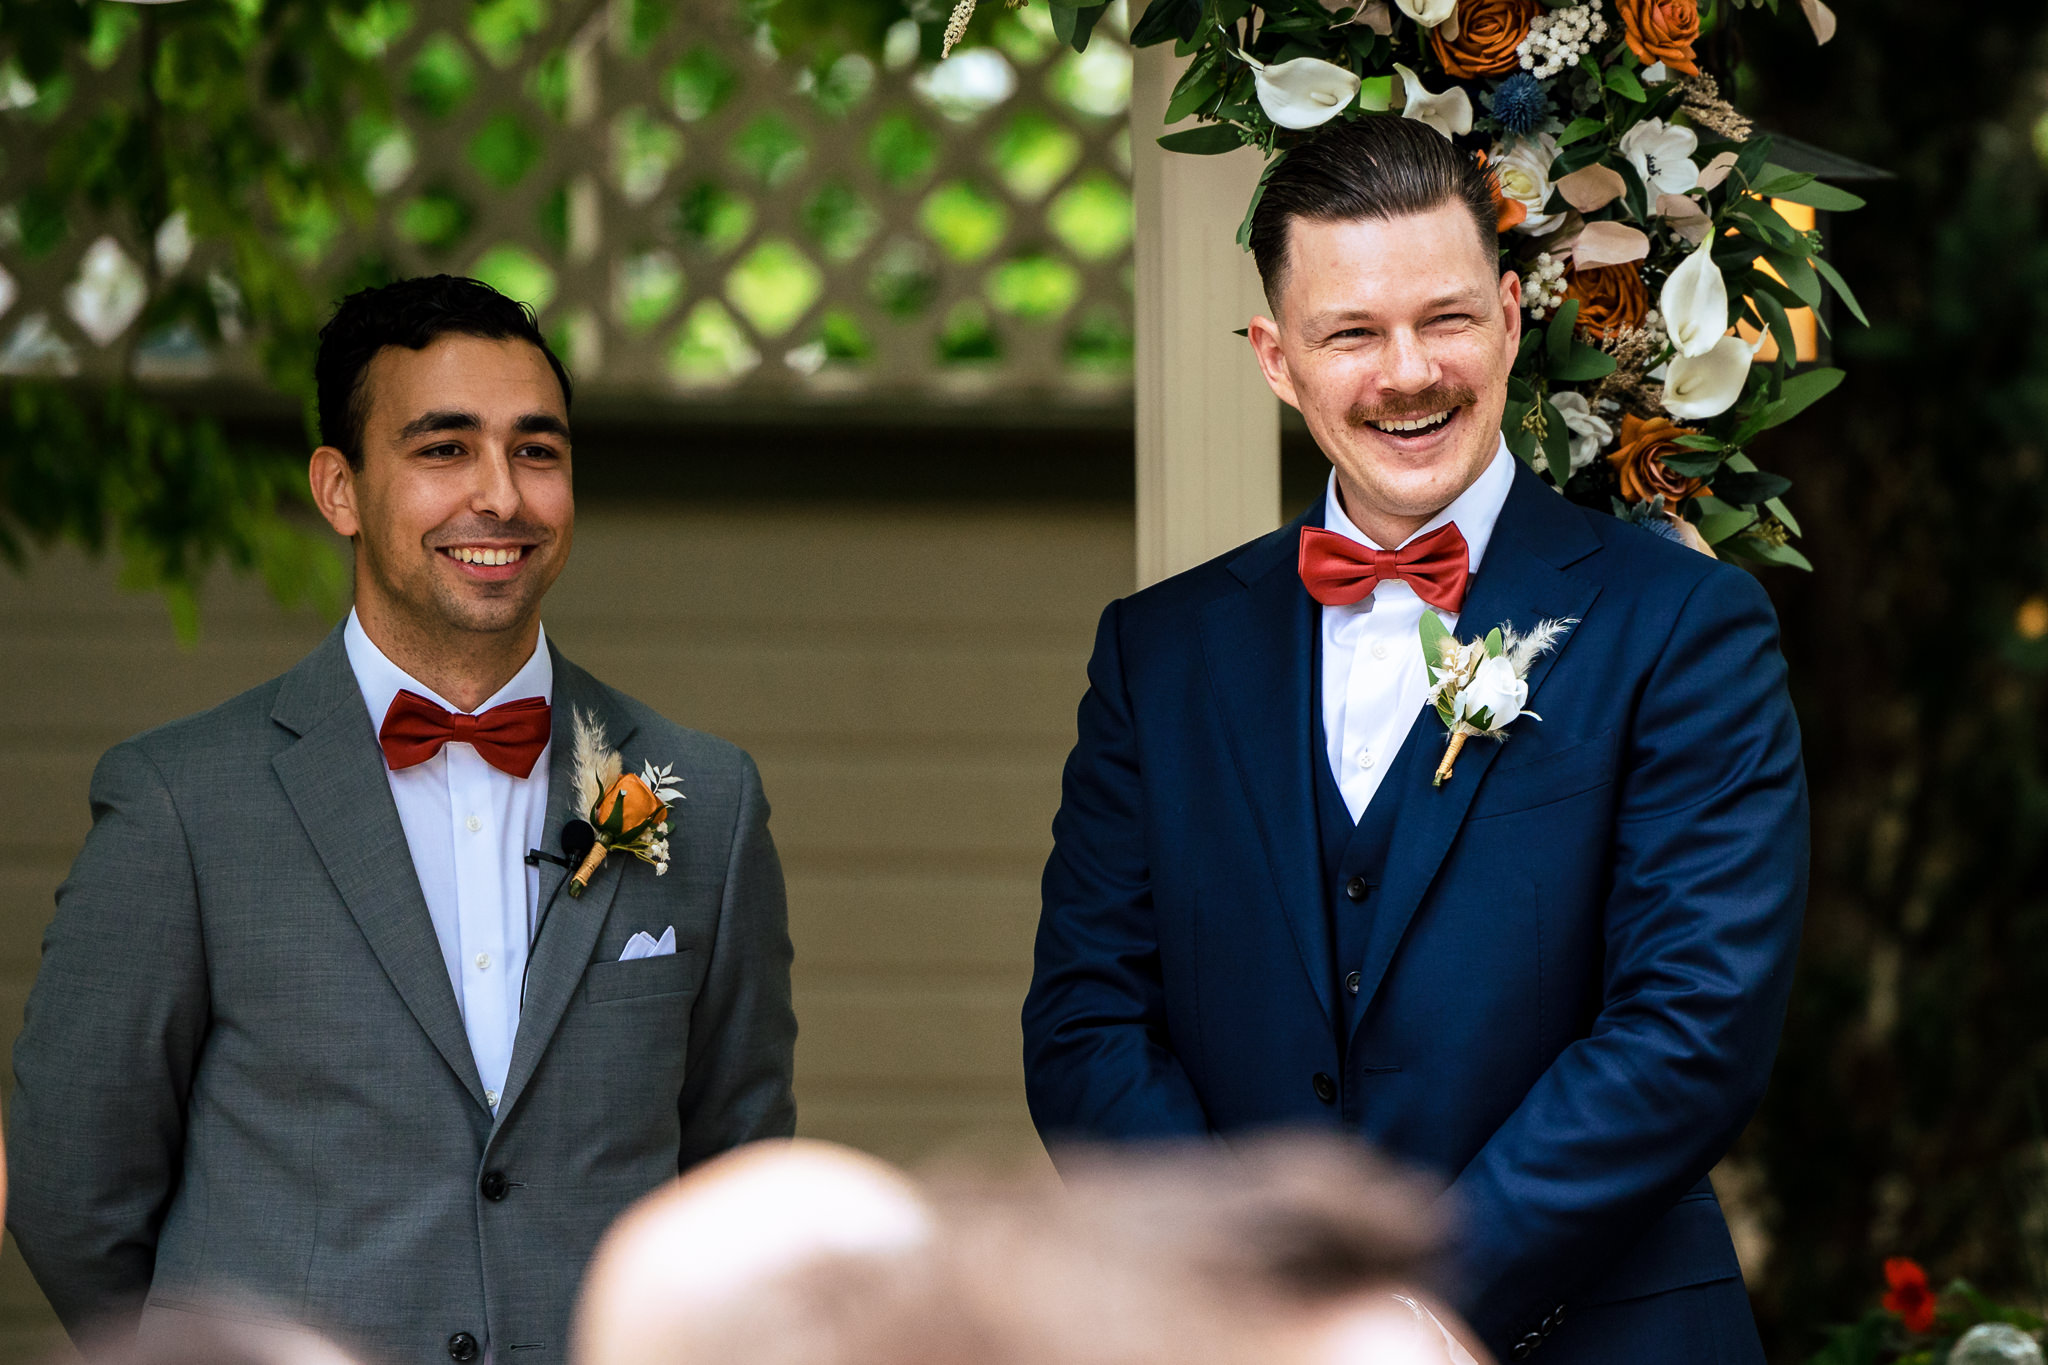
[470,447,522,519]
[1380,327,1441,394]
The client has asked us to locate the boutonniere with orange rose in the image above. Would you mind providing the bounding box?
[1420,611,1575,786]
[565,709,685,898]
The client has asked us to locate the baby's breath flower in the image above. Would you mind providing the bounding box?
[1516,0,1609,80]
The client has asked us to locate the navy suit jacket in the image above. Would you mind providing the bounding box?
[1023,460,1807,1356]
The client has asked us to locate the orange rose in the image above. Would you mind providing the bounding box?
[1561,264,1648,341]
[1615,0,1701,77]
[594,772,667,839]
[1607,413,1711,506]
[1430,0,1543,79]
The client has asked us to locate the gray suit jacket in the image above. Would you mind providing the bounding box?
[7,627,797,1363]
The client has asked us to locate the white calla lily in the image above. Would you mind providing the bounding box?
[1617,117,1700,196]
[1393,63,1472,140]
[1661,334,1757,420]
[1249,55,1363,130]
[1395,0,1458,25]
[1660,234,1729,359]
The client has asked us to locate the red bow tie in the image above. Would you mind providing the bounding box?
[378,690,552,779]
[1298,521,1471,613]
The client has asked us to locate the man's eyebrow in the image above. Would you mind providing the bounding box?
[513,413,572,440]
[396,409,480,441]
[1305,291,1491,330]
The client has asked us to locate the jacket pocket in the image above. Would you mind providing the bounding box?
[583,950,698,1004]
[1467,727,1617,820]
[1576,1189,1744,1306]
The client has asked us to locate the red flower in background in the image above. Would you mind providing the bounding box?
[1882,1258,1938,1334]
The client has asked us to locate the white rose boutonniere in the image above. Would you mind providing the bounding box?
[1420,611,1577,786]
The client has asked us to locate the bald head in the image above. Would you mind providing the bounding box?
[573,1140,933,1365]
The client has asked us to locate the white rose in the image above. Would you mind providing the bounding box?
[1548,390,1614,472]
[1493,134,1563,236]
[1455,654,1529,731]
[1617,117,1700,196]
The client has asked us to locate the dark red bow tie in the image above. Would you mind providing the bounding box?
[379,690,552,779]
[1298,521,1471,613]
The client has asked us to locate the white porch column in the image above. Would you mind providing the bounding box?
[1130,46,1282,590]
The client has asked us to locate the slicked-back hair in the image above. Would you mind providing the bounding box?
[1248,115,1499,313]
[316,274,573,469]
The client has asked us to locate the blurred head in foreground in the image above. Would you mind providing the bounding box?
[574,1134,1486,1365]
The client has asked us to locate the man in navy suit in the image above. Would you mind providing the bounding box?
[1022,115,1806,1363]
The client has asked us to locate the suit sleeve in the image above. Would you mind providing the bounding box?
[1023,599,1211,1143]
[676,750,796,1168]
[1447,564,1808,1346]
[8,741,210,1337]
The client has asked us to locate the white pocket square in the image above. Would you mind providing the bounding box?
[618,926,676,961]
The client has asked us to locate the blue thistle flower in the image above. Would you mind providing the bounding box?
[1490,73,1548,136]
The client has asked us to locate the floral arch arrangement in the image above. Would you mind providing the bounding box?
[944,0,1863,570]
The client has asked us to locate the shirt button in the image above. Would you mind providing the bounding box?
[1371,641,1389,660]
[474,952,492,972]
[1358,753,1375,769]
[466,815,481,833]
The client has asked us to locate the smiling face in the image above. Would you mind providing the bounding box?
[309,332,573,687]
[1248,201,1521,546]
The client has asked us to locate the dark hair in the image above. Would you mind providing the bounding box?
[315,275,573,468]
[1247,115,1500,310]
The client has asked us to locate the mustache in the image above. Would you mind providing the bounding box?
[1346,387,1476,427]
[429,520,555,547]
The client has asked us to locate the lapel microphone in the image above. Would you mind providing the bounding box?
[521,819,601,1008]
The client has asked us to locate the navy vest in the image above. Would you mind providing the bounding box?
[1310,632,1436,1126]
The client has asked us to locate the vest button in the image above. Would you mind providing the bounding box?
[480,1170,509,1201]
[1345,971,1361,996]
[448,1332,480,1362]
[1345,877,1368,902]
[1312,1072,1337,1104]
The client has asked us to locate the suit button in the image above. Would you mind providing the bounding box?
[1345,877,1368,902]
[480,1170,509,1201]
[1344,971,1361,996]
[1312,1072,1337,1104]
[448,1332,480,1362]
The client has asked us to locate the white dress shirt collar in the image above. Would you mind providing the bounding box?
[344,609,554,732]
[1321,435,1517,573]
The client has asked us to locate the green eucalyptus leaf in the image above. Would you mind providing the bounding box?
[1754,366,1845,430]
[1419,610,1452,680]
[1547,345,1617,383]
[1812,253,1870,325]
[1485,627,1504,657]
[1546,299,1581,367]
[1539,398,1572,485]
[1605,65,1646,102]
[1158,123,1245,155]
[1559,115,1606,146]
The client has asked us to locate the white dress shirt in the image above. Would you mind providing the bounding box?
[344,610,552,1111]
[1320,439,1516,822]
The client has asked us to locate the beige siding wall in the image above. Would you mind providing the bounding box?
[0,501,1129,1357]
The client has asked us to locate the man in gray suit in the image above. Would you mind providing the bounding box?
[8,275,797,1363]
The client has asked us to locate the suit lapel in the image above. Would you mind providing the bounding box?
[271,629,490,1111]
[1348,463,1604,1035]
[1199,505,1333,1026]
[494,650,637,1124]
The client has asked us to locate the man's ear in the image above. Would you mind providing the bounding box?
[1246,313,1303,411]
[1497,267,1524,357]
[309,446,362,540]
